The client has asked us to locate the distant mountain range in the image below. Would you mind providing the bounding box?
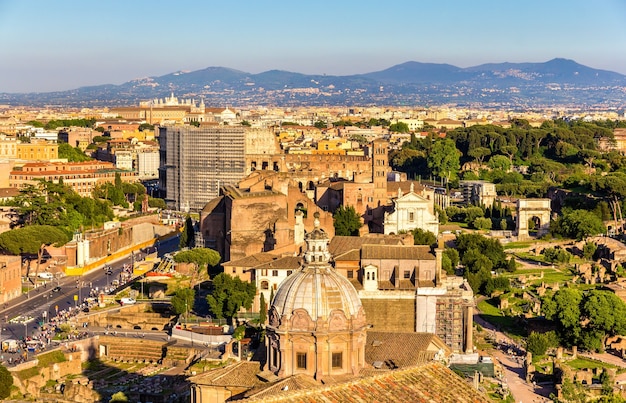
[2,58,625,109]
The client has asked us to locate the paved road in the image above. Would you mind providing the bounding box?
[474,313,551,403]
[0,235,179,343]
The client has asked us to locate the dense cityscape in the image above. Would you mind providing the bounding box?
[0,89,625,403]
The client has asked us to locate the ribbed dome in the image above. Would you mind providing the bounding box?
[271,212,363,321]
[272,266,362,320]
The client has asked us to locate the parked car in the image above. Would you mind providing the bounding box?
[120,297,136,306]
[38,272,53,279]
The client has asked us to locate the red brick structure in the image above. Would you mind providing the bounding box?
[199,171,334,262]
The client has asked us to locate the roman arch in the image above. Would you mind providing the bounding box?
[516,199,551,239]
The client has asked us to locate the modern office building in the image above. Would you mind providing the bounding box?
[159,125,246,211]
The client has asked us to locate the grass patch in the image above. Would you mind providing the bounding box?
[503,241,535,250]
[16,350,67,380]
[567,357,616,370]
[17,366,40,380]
[37,350,66,366]
[477,298,526,337]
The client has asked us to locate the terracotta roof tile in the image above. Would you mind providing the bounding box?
[241,362,491,403]
[328,235,406,257]
[189,361,264,388]
[223,252,280,268]
[361,244,435,260]
[254,256,301,270]
[365,331,450,368]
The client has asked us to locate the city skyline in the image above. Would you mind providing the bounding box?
[1,0,625,93]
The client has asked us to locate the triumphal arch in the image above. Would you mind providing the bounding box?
[516,199,551,239]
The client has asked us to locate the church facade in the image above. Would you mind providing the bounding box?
[265,213,368,379]
[383,183,440,236]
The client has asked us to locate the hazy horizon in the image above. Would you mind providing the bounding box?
[1,0,625,93]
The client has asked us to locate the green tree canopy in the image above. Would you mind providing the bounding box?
[170,288,196,317]
[427,139,460,182]
[551,209,606,240]
[206,273,256,321]
[542,288,583,346]
[173,248,221,286]
[0,364,13,399]
[259,293,267,325]
[0,225,69,255]
[57,142,92,162]
[412,228,436,245]
[180,216,195,249]
[333,205,362,236]
[389,122,410,133]
[10,180,113,231]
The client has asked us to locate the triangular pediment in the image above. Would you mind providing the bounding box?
[395,192,430,203]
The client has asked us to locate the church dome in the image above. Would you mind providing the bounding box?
[272,212,363,321]
[272,265,362,320]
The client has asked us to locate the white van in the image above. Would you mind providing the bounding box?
[38,272,54,279]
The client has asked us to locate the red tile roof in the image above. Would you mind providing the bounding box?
[241,362,491,403]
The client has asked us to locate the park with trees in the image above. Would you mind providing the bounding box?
[383,118,626,400]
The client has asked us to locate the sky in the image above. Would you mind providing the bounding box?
[1,0,625,93]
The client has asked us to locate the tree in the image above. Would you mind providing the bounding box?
[412,228,436,245]
[468,146,490,165]
[58,142,92,162]
[582,291,626,340]
[206,273,256,322]
[333,205,362,236]
[526,331,557,356]
[427,139,460,182]
[259,293,267,325]
[0,364,13,399]
[542,288,583,346]
[389,122,410,133]
[552,209,606,240]
[0,225,70,276]
[472,217,492,230]
[582,241,598,260]
[170,288,196,320]
[487,154,511,171]
[483,276,510,296]
[179,215,195,249]
[175,247,220,285]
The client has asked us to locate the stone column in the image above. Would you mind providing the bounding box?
[465,304,474,353]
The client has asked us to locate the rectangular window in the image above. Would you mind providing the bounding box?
[272,270,278,277]
[409,212,414,222]
[332,352,342,369]
[296,352,307,369]
[287,270,293,276]
[347,270,354,279]
[403,270,411,279]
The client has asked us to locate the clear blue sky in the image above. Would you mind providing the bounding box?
[1,0,625,93]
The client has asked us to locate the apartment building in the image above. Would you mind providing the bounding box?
[16,138,58,161]
[0,255,23,303]
[9,161,137,197]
